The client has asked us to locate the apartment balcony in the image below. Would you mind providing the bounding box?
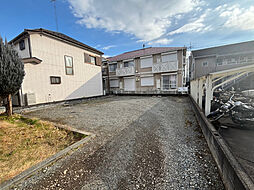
[116,66,135,76]
[152,61,178,73]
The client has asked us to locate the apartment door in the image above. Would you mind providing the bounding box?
[156,79,161,89]
[124,78,136,91]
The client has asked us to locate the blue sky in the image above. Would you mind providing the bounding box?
[1,0,254,57]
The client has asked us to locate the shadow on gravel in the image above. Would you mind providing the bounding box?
[117,113,165,189]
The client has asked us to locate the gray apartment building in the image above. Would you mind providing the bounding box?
[190,40,254,115]
[105,47,187,94]
[190,40,254,82]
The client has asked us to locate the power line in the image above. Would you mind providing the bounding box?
[51,0,58,32]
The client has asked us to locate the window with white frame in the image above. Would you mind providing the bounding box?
[140,57,153,68]
[19,40,25,50]
[162,75,177,90]
[90,56,96,64]
[240,56,247,63]
[156,57,161,63]
[202,62,208,67]
[110,79,119,87]
[65,55,74,75]
[109,63,117,72]
[141,77,154,86]
[124,61,134,67]
[216,59,223,66]
[161,53,177,62]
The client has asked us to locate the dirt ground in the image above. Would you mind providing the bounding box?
[0,115,84,184]
[14,95,224,189]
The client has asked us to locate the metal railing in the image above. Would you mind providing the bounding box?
[116,66,135,76]
[152,61,178,73]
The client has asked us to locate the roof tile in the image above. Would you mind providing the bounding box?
[108,47,185,62]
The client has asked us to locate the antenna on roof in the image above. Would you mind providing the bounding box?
[188,42,193,50]
[143,44,145,49]
[51,0,59,32]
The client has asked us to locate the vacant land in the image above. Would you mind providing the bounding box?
[16,96,224,189]
[0,115,85,184]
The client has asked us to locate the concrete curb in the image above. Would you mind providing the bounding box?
[0,119,95,190]
[14,95,107,113]
[189,95,254,190]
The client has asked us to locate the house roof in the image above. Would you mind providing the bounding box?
[22,57,42,64]
[9,28,103,55]
[108,47,185,62]
[192,40,254,58]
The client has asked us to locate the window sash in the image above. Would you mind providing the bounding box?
[65,56,74,75]
[50,76,61,84]
[161,53,177,62]
[124,61,134,67]
[90,56,96,64]
[141,77,154,86]
[110,79,119,87]
[109,64,117,72]
[19,40,25,50]
[162,75,177,90]
[140,57,152,68]
[202,62,208,67]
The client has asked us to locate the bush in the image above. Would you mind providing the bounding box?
[0,37,25,116]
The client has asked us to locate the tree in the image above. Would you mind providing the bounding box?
[0,37,25,116]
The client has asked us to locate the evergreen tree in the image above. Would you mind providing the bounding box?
[0,36,25,116]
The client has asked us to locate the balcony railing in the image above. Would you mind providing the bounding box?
[116,66,135,76]
[152,61,178,73]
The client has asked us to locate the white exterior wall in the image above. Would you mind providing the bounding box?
[13,38,30,58]
[21,34,102,105]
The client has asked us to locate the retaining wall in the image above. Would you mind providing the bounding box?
[189,95,254,190]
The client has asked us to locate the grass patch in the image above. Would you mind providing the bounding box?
[0,114,86,184]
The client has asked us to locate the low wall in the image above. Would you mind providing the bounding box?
[189,95,254,190]
[111,90,188,95]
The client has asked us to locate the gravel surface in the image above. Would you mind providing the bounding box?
[14,96,224,190]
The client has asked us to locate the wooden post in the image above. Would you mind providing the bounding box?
[6,94,12,116]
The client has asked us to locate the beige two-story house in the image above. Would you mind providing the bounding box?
[10,28,104,106]
[106,47,187,94]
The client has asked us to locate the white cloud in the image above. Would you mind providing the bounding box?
[168,13,212,35]
[148,38,173,45]
[68,0,201,41]
[219,5,254,31]
[102,45,116,50]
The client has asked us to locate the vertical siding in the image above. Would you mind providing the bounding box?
[177,50,183,87]
[194,57,217,79]
[13,38,30,58]
[21,34,102,104]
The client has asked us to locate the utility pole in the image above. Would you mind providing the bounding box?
[51,0,59,32]
[188,42,193,50]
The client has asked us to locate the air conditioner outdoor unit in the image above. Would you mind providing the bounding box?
[25,93,36,106]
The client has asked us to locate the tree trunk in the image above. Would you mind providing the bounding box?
[6,94,12,116]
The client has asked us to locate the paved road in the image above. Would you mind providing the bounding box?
[220,127,254,182]
[17,96,224,189]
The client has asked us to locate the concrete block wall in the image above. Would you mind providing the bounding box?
[189,96,254,190]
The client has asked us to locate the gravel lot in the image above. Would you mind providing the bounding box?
[15,96,224,189]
